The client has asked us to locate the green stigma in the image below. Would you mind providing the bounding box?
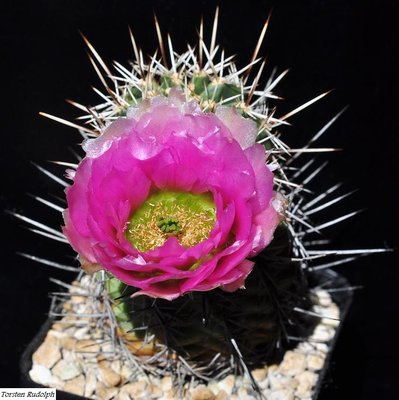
[125,191,216,252]
[157,217,182,235]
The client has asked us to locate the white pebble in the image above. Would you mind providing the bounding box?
[29,365,53,386]
[306,354,325,371]
[161,376,173,391]
[295,371,318,398]
[52,359,82,381]
[314,342,329,353]
[263,388,294,400]
[269,374,298,391]
[310,325,334,342]
[73,326,89,340]
[315,290,332,307]
[279,351,306,376]
[251,367,268,382]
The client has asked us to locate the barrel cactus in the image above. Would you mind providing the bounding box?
[56,11,315,375]
[14,8,386,397]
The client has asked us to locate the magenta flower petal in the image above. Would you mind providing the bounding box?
[249,198,282,257]
[220,259,255,292]
[245,143,274,212]
[63,91,283,300]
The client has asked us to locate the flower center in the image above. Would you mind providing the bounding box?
[125,191,216,252]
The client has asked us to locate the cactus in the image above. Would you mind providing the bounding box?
[57,14,319,377]
[57,12,324,379]
[13,8,388,396]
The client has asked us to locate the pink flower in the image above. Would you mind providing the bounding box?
[63,89,283,300]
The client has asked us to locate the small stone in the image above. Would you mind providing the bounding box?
[217,375,235,395]
[63,302,73,312]
[310,325,334,342]
[279,351,306,376]
[267,364,279,374]
[207,381,219,395]
[314,343,329,354]
[190,385,215,400]
[84,370,98,398]
[96,354,108,363]
[60,336,77,351]
[92,328,105,340]
[327,302,340,318]
[102,342,114,354]
[215,389,229,400]
[163,388,178,399]
[96,382,119,400]
[111,359,122,374]
[266,389,294,400]
[237,386,257,400]
[295,371,318,398]
[76,339,100,353]
[47,329,68,339]
[64,375,85,396]
[296,342,314,354]
[115,390,131,400]
[315,349,328,361]
[251,367,268,382]
[269,374,298,391]
[315,290,332,307]
[51,322,64,331]
[64,326,78,337]
[61,348,76,362]
[47,374,64,390]
[59,315,75,328]
[161,376,173,391]
[98,362,121,387]
[235,376,243,387]
[74,326,89,340]
[52,359,82,381]
[32,334,61,369]
[29,365,52,386]
[120,364,134,381]
[149,382,163,397]
[71,295,86,304]
[122,380,148,397]
[306,354,325,371]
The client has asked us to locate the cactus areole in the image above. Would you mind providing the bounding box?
[63,89,284,300]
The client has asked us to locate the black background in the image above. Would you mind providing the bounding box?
[0,0,398,398]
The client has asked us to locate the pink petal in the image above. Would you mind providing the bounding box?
[215,106,258,149]
[220,259,255,292]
